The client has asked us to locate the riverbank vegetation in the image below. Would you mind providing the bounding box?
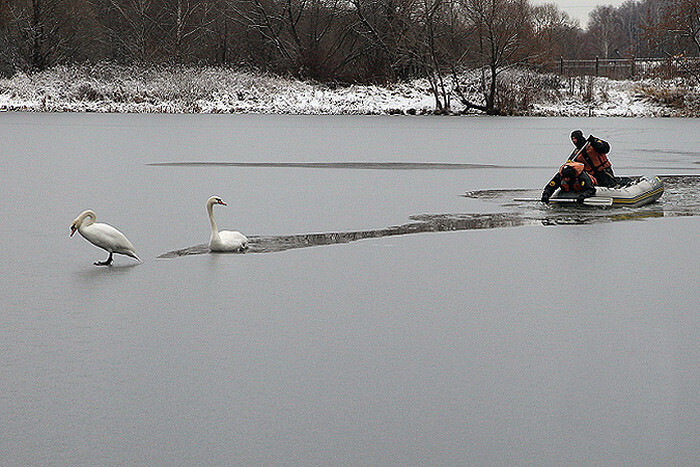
[1,0,698,115]
[1,62,698,116]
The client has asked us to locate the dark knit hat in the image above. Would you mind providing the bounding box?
[570,130,585,148]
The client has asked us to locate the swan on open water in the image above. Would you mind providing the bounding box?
[70,210,141,266]
[207,196,248,252]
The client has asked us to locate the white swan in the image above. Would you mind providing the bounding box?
[207,196,248,252]
[70,210,141,266]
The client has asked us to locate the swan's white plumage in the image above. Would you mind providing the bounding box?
[206,196,248,252]
[70,210,140,265]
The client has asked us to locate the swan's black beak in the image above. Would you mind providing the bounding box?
[70,225,77,237]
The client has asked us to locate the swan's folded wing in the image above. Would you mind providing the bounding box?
[92,223,136,251]
[218,230,248,248]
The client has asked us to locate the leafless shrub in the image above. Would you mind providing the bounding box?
[74,83,103,101]
[495,69,563,115]
[637,83,689,109]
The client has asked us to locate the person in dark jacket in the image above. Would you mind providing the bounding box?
[541,161,597,204]
[569,130,617,187]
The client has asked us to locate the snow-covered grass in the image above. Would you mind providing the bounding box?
[531,75,700,117]
[0,62,698,116]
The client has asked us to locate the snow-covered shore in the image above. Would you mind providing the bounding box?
[0,63,698,117]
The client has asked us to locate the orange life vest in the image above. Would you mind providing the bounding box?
[575,143,611,174]
[559,161,597,191]
[560,161,584,176]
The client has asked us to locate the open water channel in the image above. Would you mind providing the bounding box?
[1,113,698,465]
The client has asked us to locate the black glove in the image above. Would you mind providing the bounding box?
[576,195,586,204]
[586,135,595,143]
[541,193,550,204]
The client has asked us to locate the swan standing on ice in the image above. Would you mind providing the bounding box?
[70,210,141,266]
[207,196,248,252]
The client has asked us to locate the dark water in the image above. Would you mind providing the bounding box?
[1,113,698,465]
[158,175,699,256]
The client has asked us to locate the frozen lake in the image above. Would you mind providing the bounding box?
[1,113,698,465]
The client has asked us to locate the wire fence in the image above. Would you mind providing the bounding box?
[553,56,700,80]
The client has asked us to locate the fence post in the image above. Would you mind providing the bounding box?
[560,56,564,75]
[595,56,599,77]
[630,56,635,78]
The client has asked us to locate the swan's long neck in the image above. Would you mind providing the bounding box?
[207,201,219,238]
[79,210,96,229]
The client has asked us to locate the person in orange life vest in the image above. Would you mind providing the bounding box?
[570,130,617,187]
[541,161,597,204]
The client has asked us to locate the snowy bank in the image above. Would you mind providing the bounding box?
[0,63,698,117]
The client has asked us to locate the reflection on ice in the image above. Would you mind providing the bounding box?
[540,209,665,225]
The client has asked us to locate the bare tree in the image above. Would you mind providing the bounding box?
[455,0,532,114]
[349,0,419,81]
[91,0,163,62]
[0,1,16,74]
[661,0,700,54]
[231,0,367,80]
[160,0,217,62]
[6,0,99,71]
[207,0,236,64]
[530,2,580,64]
[412,0,470,111]
[616,0,643,56]
[586,5,624,58]
[638,0,700,81]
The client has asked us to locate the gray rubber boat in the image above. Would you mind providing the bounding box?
[550,174,664,207]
